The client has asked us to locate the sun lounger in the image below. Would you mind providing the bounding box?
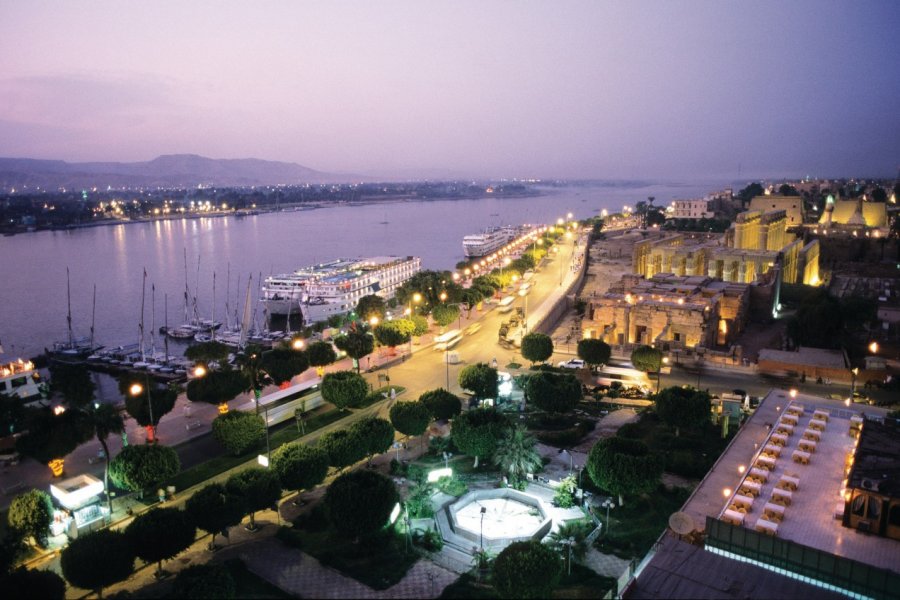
[722,509,745,526]
[755,518,778,536]
[764,502,786,522]
[777,475,799,491]
[771,488,792,506]
[792,449,811,465]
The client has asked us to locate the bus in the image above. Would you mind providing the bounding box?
[235,377,324,427]
[518,282,532,297]
[497,296,516,313]
[434,329,463,351]
[595,365,651,391]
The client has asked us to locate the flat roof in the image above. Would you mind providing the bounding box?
[847,419,900,497]
[681,389,897,573]
[625,538,846,600]
[757,347,847,370]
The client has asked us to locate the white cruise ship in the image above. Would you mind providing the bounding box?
[261,256,421,323]
[463,225,533,258]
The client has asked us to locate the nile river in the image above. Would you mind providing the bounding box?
[0,182,724,358]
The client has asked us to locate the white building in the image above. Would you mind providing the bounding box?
[669,198,714,220]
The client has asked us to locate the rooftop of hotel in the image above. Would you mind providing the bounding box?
[847,418,900,497]
[681,389,897,573]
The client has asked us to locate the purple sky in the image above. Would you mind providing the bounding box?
[1,1,898,180]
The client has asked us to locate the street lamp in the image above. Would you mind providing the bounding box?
[851,367,859,400]
[129,379,156,443]
[291,338,305,351]
[602,498,616,536]
[480,505,487,551]
[656,357,669,394]
[869,341,878,354]
[369,315,380,327]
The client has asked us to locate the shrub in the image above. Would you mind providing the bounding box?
[389,401,431,438]
[419,388,462,421]
[8,490,53,547]
[525,371,581,413]
[60,529,134,597]
[324,470,399,539]
[492,540,562,599]
[109,444,180,495]
[271,442,329,492]
[317,429,366,471]
[124,507,196,576]
[521,333,553,364]
[321,370,369,410]
[413,528,444,552]
[171,563,236,599]
[212,411,265,456]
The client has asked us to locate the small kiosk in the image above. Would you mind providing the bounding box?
[49,474,110,538]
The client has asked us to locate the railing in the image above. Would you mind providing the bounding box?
[705,516,900,600]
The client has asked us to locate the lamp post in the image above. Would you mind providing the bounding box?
[656,357,669,394]
[445,350,451,390]
[129,377,155,443]
[851,367,859,400]
[602,498,616,536]
[480,505,487,551]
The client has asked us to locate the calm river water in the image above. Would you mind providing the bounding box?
[0,182,724,358]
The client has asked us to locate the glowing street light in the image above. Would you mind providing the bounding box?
[292,338,305,350]
[193,365,207,378]
[370,315,380,326]
[869,341,878,354]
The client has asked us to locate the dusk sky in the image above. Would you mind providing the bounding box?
[1,1,898,180]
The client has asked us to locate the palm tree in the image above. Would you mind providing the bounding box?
[86,403,124,515]
[491,425,542,485]
[547,520,594,574]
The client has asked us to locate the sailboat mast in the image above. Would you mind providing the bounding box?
[66,267,74,347]
[139,269,147,361]
[164,293,170,363]
[211,272,217,341]
[240,275,253,348]
[225,264,231,331]
[90,284,97,350]
[183,248,190,324]
[150,284,156,356]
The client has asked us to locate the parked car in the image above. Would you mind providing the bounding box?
[558,359,585,370]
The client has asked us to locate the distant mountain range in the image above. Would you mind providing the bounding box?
[0,154,368,189]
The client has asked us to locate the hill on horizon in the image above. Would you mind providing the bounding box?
[0,154,370,189]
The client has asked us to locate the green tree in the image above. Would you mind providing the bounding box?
[16,407,92,474]
[121,380,177,442]
[373,320,413,349]
[321,370,368,411]
[389,401,431,445]
[655,386,711,436]
[525,371,581,413]
[271,442,329,492]
[225,468,282,530]
[458,363,498,400]
[349,416,395,465]
[395,270,462,312]
[185,369,248,405]
[48,362,95,408]
[431,304,460,329]
[409,314,429,337]
[553,474,578,509]
[109,444,180,496]
[334,331,375,372]
[7,490,53,548]
[185,483,246,549]
[738,182,765,207]
[317,429,366,471]
[452,408,509,468]
[778,183,800,196]
[60,529,134,598]
[183,341,230,364]
[492,425,542,484]
[355,294,386,322]
[419,388,462,421]
[3,567,66,600]
[306,341,337,371]
[171,563,236,600]
[260,347,309,386]
[630,345,662,377]
[547,519,593,574]
[521,333,554,364]
[577,339,611,371]
[492,540,562,600]
[586,437,662,505]
[212,411,265,456]
[324,470,399,539]
[125,507,196,577]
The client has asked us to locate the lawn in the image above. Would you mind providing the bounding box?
[593,485,691,559]
[166,406,346,492]
[279,519,418,590]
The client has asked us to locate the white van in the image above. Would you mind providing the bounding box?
[498,296,516,313]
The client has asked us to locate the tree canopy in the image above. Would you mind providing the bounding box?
[738,182,764,206]
[306,341,337,368]
[577,338,611,370]
[171,563,237,600]
[109,444,180,494]
[452,407,509,468]
[186,369,248,405]
[349,416,395,464]
[373,320,414,348]
[324,470,399,539]
[212,411,265,456]
[586,436,662,505]
[333,331,375,371]
[395,270,462,313]
[521,332,554,364]
[389,401,431,438]
[48,362,95,408]
[409,314,429,337]
[225,468,282,528]
[419,388,462,421]
[458,363,498,400]
[8,490,53,548]
[125,507,196,575]
[431,304,460,328]
[355,294,386,321]
[525,371,581,413]
[492,425,542,484]
[492,540,562,600]
[122,381,177,433]
[16,407,92,465]
[630,345,662,374]
[655,386,711,435]
[183,341,230,364]
[271,442,329,492]
[259,347,308,386]
[317,429,366,471]
[185,483,246,548]
[321,370,368,410]
[60,529,134,597]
